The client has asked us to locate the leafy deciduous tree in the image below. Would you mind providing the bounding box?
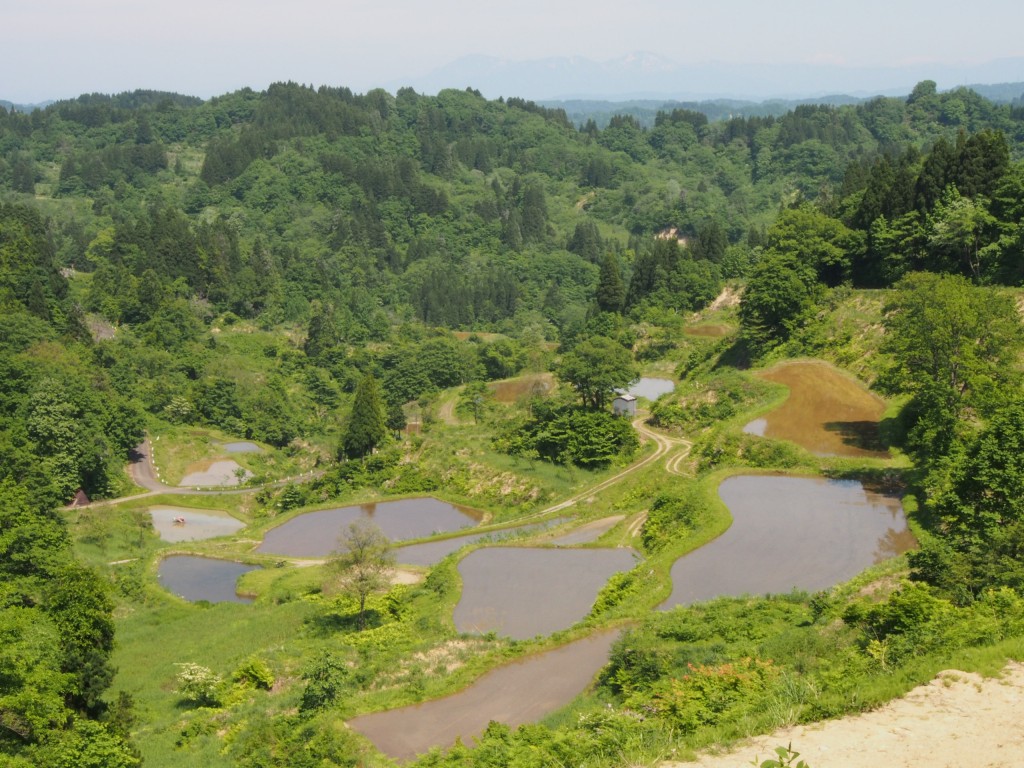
[328,520,395,631]
[557,336,639,410]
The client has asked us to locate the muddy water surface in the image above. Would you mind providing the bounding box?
[546,515,624,546]
[158,555,259,603]
[149,506,244,542]
[626,377,675,400]
[455,547,637,639]
[742,361,889,457]
[395,517,569,567]
[221,441,262,453]
[179,459,253,487]
[348,629,620,762]
[661,474,914,610]
[257,498,481,557]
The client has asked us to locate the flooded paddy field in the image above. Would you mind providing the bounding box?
[179,459,253,487]
[257,497,482,557]
[742,361,889,458]
[661,474,914,610]
[625,377,676,400]
[220,441,262,453]
[149,506,245,542]
[545,515,624,546]
[348,629,621,762]
[157,555,259,603]
[454,547,637,639]
[394,517,569,567]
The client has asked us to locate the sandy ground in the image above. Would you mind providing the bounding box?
[666,663,1024,768]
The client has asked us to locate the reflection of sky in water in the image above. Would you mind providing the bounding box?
[661,475,914,610]
[221,441,262,454]
[258,498,481,557]
[395,517,569,566]
[149,506,244,542]
[547,516,622,546]
[158,556,258,603]
[179,459,252,486]
[624,377,675,400]
[742,418,767,436]
[455,547,638,639]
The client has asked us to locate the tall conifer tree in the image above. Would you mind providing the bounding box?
[341,373,387,459]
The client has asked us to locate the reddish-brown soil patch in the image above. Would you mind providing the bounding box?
[745,360,889,458]
[489,373,555,403]
[684,324,734,338]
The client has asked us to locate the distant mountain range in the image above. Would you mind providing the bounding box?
[544,84,1024,130]
[3,53,1022,114]
[389,52,1024,103]
[1,99,54,112]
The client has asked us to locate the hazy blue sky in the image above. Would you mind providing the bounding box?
[3,0,1023,102]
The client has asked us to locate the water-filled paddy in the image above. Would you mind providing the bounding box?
[394,517,568,567]
[179,459,253,487]
[454,547,637,639]
[661,474,914,610]
[742,360,888,457]
[257,498,482,557]
[625,377,675,400]
[149,506,245,542]
[221,441,262,453]
[348,629,621,762]
[157,555,259,603]
[546,515,623,546]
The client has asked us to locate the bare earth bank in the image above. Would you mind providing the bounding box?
[665,663,1024,768]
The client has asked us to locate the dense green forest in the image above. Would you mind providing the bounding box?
[2,78,1024,766]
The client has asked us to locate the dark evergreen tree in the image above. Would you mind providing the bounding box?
[567,219,603,263]
[304,301,343,361]
[691,219,728,263]
[595,253,625,313]
[341,373,387,459]
[520,181,548,243]
[915,136,958,211]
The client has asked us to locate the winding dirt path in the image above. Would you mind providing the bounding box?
[625,510,648,540]
[517,415,692,523]
[436,391,461,425]
[79,437,323,509]
[348,415,694,759]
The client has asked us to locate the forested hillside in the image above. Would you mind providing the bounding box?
[2,79,1024,767]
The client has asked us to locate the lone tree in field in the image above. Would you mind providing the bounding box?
[328,520,394,630]
[340,373,387,459]
[557,335,639,410]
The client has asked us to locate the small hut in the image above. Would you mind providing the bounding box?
[612,394,637,417]
[69,488,91,507]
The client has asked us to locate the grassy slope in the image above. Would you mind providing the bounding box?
[87,288,1001,766]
